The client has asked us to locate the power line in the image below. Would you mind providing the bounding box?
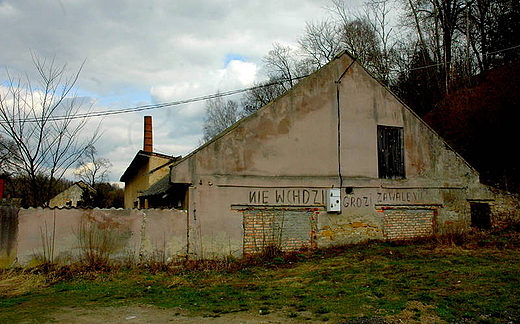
[2,43,518,124]
[3,75,308,124]
[406,44,520,72]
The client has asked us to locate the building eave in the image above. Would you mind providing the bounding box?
[120,150,177,182]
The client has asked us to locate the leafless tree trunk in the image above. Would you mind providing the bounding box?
[241,80,286,115]
[241,43,312,115]
[299,19,344,69]
[401,0,466,92]
[0,54,99,207]
[327,0,398,84]
[202,93,239,142]
[363,0,398,84]
[0,135,15,174]
[74,144,111,187]
[263,43,304,92]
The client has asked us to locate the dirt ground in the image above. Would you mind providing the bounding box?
[45,300,444,324]
[49,305,316,324]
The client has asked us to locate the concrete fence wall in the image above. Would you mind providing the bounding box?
[0,207,188,267]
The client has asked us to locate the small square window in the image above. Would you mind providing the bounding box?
[377,126,405,179]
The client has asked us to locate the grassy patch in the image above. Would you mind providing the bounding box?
[1,232,519,323]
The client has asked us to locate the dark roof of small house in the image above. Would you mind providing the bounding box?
[139,175,170,198]
[119,150,179,182]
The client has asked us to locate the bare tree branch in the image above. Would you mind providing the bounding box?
[202,93,240,142]
[74,144,112,187]
[0,54,99,207]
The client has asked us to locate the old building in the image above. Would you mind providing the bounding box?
[137,174,189,209]
[49,181,95,208]
[162,51,500,258]
[120,116,180,208]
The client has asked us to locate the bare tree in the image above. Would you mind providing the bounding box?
[299,19,344,69]
[0,135,15,174]
[327,0,398,84]
[463,0,520,72]
[363,0,399,84]
[74,144,111,187]
[202,93,240,142]
[239,42,313,115]
[263,43,312,92]
[400,0,467,92]
[241,80,286,116]
[342,19,382,67]
[0,54,99,207]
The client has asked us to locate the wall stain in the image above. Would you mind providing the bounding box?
[0,206,19,267]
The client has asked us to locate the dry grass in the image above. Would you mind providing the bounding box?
[1,233,519,324]
[1,224,519,324]
[0,269,47,297]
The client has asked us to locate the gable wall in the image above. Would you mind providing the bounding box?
[169,53,493,258]
[171,56,348,185]
[49,185,85,208]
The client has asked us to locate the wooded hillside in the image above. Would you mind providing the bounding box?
[424,60,520,194]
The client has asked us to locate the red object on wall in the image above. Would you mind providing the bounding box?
[0,178,4,199]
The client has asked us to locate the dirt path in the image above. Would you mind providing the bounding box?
[49,305,315,324]
[47,300,445,324]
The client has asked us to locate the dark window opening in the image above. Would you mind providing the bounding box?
[470,202,491,229]
[138,183,189,209]
[377,125,405,179]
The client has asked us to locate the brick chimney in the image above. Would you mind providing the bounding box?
[143,116,153,152]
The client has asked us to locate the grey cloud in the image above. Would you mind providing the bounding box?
[0,0,359,181]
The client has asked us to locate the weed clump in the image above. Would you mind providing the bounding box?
[0,268,47,297]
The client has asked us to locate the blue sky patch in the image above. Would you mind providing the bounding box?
[224,54,246,67]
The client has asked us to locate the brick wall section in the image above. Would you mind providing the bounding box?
[243,208,315,254]
[489,188,520,228]
[383,209,435,240]
[243,210,275,253]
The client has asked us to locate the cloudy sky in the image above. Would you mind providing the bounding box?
[0,0,363,184]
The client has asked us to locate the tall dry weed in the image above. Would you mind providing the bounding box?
[75,219,126,268]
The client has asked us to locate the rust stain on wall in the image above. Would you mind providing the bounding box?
[277,117,291,134]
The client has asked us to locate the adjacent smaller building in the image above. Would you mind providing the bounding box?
[49,181,95,208]
[120,116,180,208]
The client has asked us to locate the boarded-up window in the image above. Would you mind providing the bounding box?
[470,202,491,229]
[378,126,405,179]
[243,209,313,254]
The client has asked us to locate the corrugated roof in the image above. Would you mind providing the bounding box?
[139,175,170,198]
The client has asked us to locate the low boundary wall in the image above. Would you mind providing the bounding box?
[0,208,187,267]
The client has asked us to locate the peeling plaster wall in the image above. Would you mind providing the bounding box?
[0,208,187,267]
[168,53,500,258]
